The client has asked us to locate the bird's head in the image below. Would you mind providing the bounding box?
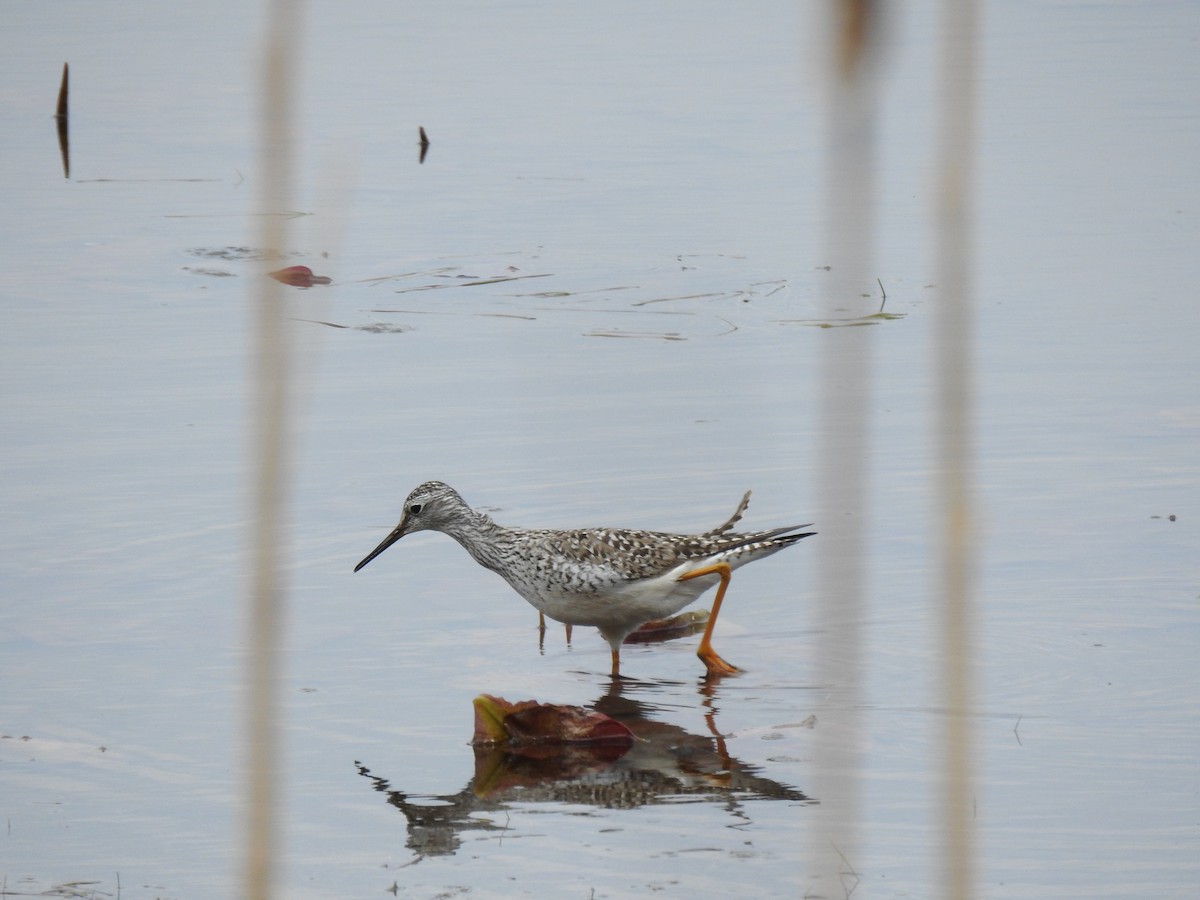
[353,481,469,572]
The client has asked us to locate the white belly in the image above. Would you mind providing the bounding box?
[504,562,722,630]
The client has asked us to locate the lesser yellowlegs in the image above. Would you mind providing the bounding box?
[354,481,815,677]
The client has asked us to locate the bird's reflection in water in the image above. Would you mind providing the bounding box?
[356,679,814,861]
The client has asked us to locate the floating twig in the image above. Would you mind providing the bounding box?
[391,272,551,293]
[55,62,70,178]
[586,329,685,341]
[356,266,458,285]
[630,290,735,307]
[55,62,69,118]
[712,315,738,337]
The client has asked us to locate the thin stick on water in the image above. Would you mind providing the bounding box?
[55,63,70,179]
[55,62,69,118]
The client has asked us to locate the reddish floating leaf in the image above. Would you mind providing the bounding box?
[268,265,331,287]
[471,694,634,747]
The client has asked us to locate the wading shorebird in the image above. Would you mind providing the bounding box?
[354,481,815,677]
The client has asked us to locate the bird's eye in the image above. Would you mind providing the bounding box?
[408,503,423,515]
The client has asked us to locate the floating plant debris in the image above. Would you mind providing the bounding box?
[268,265,331,287]
[471,694,635,747]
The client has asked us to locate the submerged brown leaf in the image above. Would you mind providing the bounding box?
[623,609,710,644]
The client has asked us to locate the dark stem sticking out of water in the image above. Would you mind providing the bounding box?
[55,62,69,179]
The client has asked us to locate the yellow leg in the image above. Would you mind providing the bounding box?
[679,561,741,677]
[610,646,621,678]
[538,613,572,648]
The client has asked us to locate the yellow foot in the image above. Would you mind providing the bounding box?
[679,561,740,678]
[699,648,741,678]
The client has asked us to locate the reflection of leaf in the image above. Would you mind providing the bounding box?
[471,694,635,747]
[356,687,814,858]
[472,742,632,798]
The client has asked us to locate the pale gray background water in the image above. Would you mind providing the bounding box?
[2,2,1197,898]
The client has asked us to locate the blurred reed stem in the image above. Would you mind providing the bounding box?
[935,1,979,897]
[245,3,301,898]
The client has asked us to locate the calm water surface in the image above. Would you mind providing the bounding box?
[1,2,1197,898]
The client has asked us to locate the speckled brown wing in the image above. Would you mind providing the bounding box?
[535,528,692,580]
[537,525,812,583]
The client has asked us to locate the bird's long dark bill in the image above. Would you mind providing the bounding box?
[353,521,407,572]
